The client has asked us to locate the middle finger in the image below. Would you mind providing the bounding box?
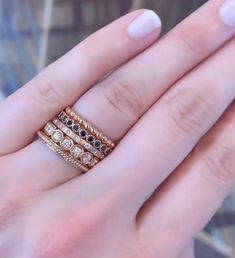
[79,29,235,216]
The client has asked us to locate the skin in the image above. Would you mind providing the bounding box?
[0,0,235,257]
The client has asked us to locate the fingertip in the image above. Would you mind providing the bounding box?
[127,9,162,40]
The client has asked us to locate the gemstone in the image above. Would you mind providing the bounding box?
[71,145,83,158]
[94,140,101,148]
[92,149,98,154]
[100,145,107,152]
[44,123,55,136]
[79,129,87,138]
[66,120,73,127]
[61,137,73,150]
[87,135,95,143]
[72,124,80,132]
[80,152,93,164]
[66,129,71,135]
[84,143,91,149]
[62,115,68,122]
[52,130,63,142]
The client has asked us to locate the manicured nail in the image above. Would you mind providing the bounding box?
[128,10,161,40]
[219,0,235,27]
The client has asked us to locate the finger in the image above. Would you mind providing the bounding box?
[73,0,235,140]
[16,0,235,188]
[136,101,235,256]
[0,9,161,156]
[73,31,235,217]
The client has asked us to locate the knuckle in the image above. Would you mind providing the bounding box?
[176,24,203,55]
[103,78,144,121]
[167,90,212,135]
[201,142,235,183]
[29,74,64,108]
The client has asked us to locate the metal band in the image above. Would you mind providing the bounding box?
[42,122,99,170]
[37,131,89,173]
[65,107,116,148]
[52,117,105,160]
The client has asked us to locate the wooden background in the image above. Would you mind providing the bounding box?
[0,1,234,257]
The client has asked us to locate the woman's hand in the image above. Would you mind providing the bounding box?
[0,0,235,257]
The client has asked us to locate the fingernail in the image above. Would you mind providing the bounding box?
[219,0,235,27]
[128,10,161,40]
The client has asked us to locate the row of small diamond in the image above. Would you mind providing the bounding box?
[58,111,112,156]
[43,123,99,168]
[52,117,104,160]
[38,131,89,172]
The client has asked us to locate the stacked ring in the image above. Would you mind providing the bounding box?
[37,107,116,172]
[58,110,115,156]
[52,117,105,160]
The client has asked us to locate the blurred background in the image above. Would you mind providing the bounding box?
[0,0,234,257]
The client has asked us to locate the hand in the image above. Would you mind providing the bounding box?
[0,0,235,257]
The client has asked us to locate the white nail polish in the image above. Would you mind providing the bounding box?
[128,10,161,40]
[219,0,235,26]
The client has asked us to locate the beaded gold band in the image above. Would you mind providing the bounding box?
[37,107,116,172]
